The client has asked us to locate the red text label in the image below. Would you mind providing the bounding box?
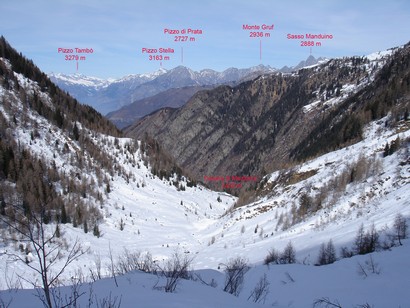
[164,28,203,43]
[243,24,274,38]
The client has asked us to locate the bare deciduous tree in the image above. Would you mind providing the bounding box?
[0,201,87,308]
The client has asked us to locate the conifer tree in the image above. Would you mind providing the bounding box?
[0,197,5,216]
[72,122,80,141]
[60,204,68,224]
[325,239,336,264]
[317,243,327,265]
[394,213,407,246]
[281,241,296,264]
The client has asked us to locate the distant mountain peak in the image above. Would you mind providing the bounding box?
[48,72,113,88]
[48,59,324,115]
[280,55,330,73]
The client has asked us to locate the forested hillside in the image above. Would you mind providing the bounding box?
[0,36,124,237]
[126,43,410,202]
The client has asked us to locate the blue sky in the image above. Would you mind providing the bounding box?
[1,0,409,78]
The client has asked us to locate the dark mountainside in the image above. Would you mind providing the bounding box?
[49,65,277,116]
[49,72,161,116]
[106,85,213,129]
[126,43,410,194]
[0,36,122,233]
[50,59,323,126]
[0,37,119,137]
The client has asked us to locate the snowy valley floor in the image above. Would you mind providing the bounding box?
[0,113,409,307]
[1,239,410,307]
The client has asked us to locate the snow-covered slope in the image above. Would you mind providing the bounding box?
[2,63,409,291]
[1,41,409,307]
[195,117,410,268]
[1,238,409,307]
[48,73,115,89]
[0,57,236,286]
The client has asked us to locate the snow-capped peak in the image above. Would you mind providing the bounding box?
[117,68,168,83]
[48,68,168,89]
[48,72,114,89]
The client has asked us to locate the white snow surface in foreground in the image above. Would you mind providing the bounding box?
[1,239,409,307]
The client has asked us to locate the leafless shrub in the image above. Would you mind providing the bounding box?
[95,292,122,308]
[156,252,193,293]
[49,277,85,308]
[357,254,381,278]
[115,249,141,275]
[3,263,23,290]
[89,254,103,282]
[222,257,250,296]
[340,246,354,259]
[194,274,217,288]
[313,297,342,307]
[107,244,118,288]
[248,273,269,304]
[356,303,374,308]
[0,295,12,308]
[284,272,295,283]
[365,255,381,274]
[281,271,296,285]
[115,249,154,275]
[139,252,154,273]
[357,261,368,278]
[264,248,280,265]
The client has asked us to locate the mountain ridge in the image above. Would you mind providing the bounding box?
[125,44,410,195]
[1,36,410,308]
[48,58,324,116]
[106,85,214,129]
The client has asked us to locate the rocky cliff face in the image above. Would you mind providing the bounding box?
[125,44,410,185]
